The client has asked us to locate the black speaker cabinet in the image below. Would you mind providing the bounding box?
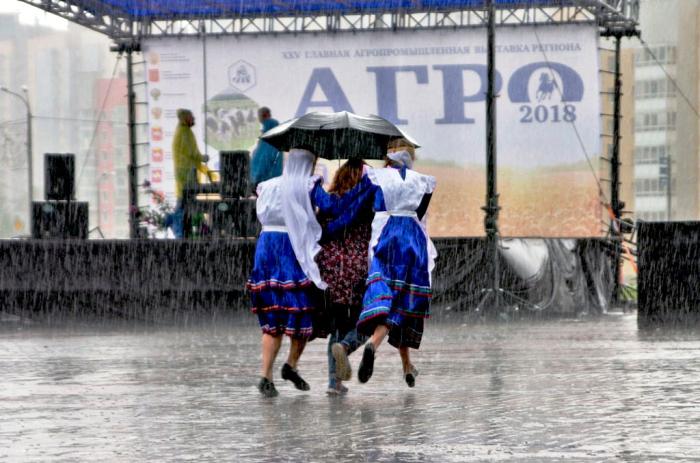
[219,150,249,198]
[45,153,75,201]
[638,221,700,327]
[209,199,259,238]
[31,201,88,239]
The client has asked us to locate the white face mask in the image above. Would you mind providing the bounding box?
[387,150,414,169]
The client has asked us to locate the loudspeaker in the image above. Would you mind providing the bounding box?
[219,150,249,198]
[45,153,75,201]
[209,199,259,238]
[31,201,88,239]
[638,221,700,326]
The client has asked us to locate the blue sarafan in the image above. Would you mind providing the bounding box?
[356,166,437,350]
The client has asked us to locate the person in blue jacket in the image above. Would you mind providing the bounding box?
[250,107,282,189]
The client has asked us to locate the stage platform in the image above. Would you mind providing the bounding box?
[0,237,612,320]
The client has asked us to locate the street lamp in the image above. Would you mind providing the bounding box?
[0,85,33,228]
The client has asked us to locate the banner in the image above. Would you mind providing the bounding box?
[144,24,601,237]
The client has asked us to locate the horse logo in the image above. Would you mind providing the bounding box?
[536,73,559,102]
[508,62,584,103]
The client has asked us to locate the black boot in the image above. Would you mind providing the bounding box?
[281,363,310,391]
[358,344,375,383]
[404,365,419,388]
[258,377,279,398]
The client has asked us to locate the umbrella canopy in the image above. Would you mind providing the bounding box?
[260,111,419,160]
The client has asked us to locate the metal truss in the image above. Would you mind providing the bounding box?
[137,3,639,39]
[17,0,638,40]
[17,0,134,38]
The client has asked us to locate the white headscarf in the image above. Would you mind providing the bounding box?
[281,149,327,290]
[387,150,414,169]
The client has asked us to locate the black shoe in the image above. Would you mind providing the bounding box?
[404,365,419,388]
[258,377,279,398]
[358,344,375,384]
[281,363,310,391]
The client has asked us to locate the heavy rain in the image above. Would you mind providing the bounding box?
[1,0,699,461]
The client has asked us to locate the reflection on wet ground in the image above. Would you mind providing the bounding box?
[1,312,699,461]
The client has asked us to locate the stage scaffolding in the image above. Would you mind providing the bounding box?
[19,1,638,38]
[15,0,639,306]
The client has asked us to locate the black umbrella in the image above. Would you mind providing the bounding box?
[260,111,419,160]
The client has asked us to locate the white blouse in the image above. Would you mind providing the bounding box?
[255,175,321,227]
[367,167,438,282]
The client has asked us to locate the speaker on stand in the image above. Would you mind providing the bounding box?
[32,201,88,239]
[201,150,257,238]
[219,150,250,198]
[45,153,75,201]
[32,153,88,239]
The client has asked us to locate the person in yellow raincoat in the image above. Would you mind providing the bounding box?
[173,109,211,200]
[168,109,211,238]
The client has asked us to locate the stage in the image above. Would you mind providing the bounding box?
[0,237,613,320]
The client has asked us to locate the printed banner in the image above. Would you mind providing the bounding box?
[144,24,601,237]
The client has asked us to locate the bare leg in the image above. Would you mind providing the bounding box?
[260,333,283,380]
[399,347,412,373]
[369,324,389,350]
[287,337,307,369]
[400,346,418,388]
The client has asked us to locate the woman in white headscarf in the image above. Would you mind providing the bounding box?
[247,147,335,398]
[355,138,437,388]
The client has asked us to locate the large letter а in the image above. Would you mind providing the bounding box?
[295,68,354,116]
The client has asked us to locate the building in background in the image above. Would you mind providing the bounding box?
[0,13,34,236]
[95,78,129,238]
[0,10,128,237]
[633,0,700,222]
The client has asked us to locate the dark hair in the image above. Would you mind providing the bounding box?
[329,158,366,195]
[258,107,271,117]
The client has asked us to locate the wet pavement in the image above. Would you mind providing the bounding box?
[1,312,699,462]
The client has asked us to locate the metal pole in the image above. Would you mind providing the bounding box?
[484,0,500,309]
[611,37,622,222]
[126,48,139,239]
[666,155,672,220]
[201,23,209,157]
[25,91,33,209]
[610,35,623,304]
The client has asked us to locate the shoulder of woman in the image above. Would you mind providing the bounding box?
[365,167,380,185]
[308,175,323,190]
[257,176,281,194]
[418,172,437,193]
[256,178,270,197]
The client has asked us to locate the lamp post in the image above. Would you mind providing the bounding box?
[0,85,33,228]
